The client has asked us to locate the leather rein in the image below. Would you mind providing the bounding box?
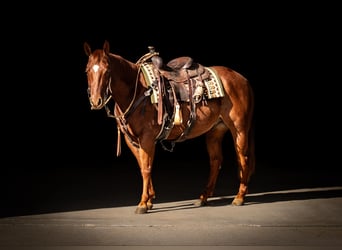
[103,51,161,156]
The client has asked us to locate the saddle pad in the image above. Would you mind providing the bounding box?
[203,67,225,99]
[141,63,225,103]
[141,62,159,103]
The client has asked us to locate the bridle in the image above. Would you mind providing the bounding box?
[86,58,113,111]
[86,55,148,122]
[87,47,159,117]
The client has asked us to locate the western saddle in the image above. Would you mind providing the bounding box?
[138,47,214,147]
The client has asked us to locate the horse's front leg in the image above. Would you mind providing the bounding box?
[135,146,156,214]
[146,178,155,210]
[126,137,156,214]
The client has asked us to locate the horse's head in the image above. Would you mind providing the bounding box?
[84,41,112,110]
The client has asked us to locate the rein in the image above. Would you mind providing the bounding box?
[105,49,158,119]
[104,65,140,120]
[104,52,158,156]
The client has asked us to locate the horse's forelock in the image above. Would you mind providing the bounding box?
[87,50,110,69]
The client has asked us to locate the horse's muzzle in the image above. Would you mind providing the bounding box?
[89,98,103,110]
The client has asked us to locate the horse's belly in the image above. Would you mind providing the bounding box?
[166,105,225,140]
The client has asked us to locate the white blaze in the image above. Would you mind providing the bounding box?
[92,64,99,72]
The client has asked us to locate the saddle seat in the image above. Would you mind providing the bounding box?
[152,56,208,84]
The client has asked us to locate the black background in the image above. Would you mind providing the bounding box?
[4,4,339,167]
[59,4,338,166]
[2,3,340,216]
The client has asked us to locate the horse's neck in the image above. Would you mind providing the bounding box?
[109,54,143,108]
[110,53,138,82]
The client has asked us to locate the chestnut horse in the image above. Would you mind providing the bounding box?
[84,40,255,214]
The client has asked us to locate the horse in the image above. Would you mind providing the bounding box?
[83,40,255,214]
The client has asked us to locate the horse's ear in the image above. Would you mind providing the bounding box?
[84,42,92,56]
[103,40,110,54]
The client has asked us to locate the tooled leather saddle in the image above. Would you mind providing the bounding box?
[142,47,214,146]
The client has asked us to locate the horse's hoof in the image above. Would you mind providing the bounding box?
[147,203,153,210]
[232,198,244,206]
[194,199,207,207]
[135,206,148,214]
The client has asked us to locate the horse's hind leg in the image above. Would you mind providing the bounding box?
[195,123,227,206]
[232,126,255,206]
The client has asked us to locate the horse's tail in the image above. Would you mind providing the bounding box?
[248,118,256,178]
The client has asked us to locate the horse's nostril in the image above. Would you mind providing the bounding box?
[96,98,102,106]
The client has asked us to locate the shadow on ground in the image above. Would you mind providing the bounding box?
[1,156,341,218]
